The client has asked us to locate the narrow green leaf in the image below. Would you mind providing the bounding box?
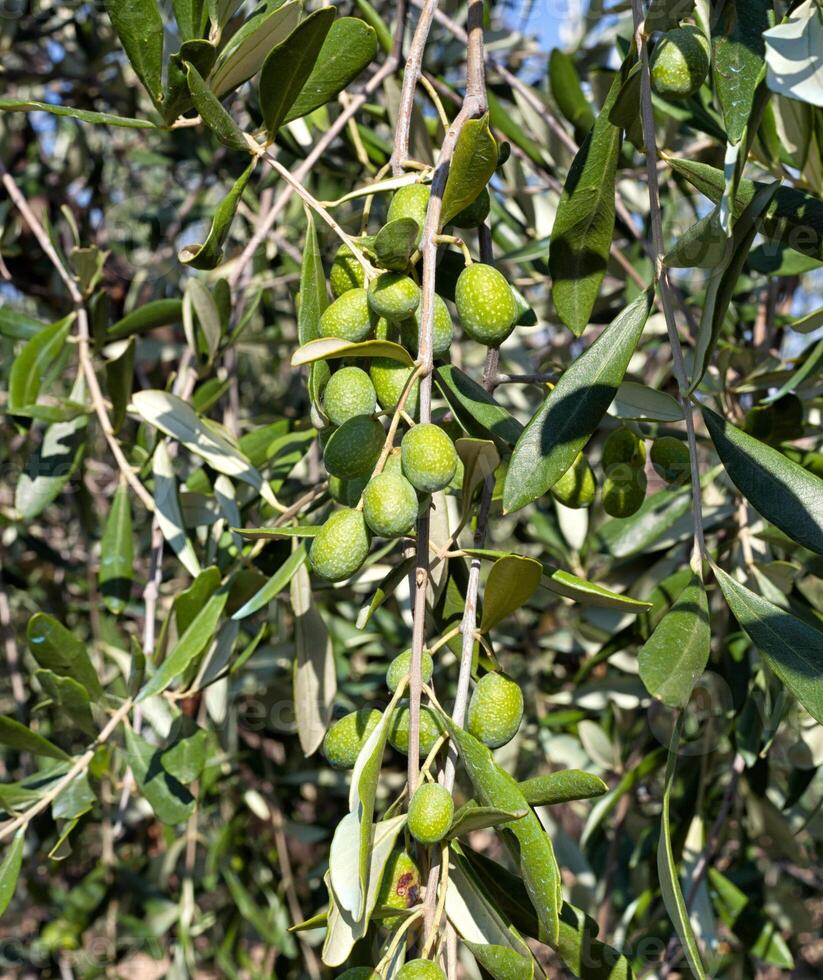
[708,867,794,969]
[638,572,711,708]
[0,100,155,129]
[151,440,201,577]
[185,62,248,150]
[107,299,183,340]
[176,567,222,636]
[232,544,307,620]
[284,16,376,123]
[34,670,95,737]
[703,407,823,556]
[124,727,195,825]
[179,159,255,269]
[14,377,88,521]
[690,182,779,389]
[440,114,497,228]
[714,565,823,724]
[259,8,334,138]
[297,211,328,345]
[503,289,652,513]
[447,803,528,838]
[440,715,562,946]
[171,0,207,41]
[208,0,302,98]
[291,561,336,755]
[292,337,413,367]
[549,49,595,138]
[764,0,823,109]
[137,590,228,701]
[103,0,165,107]
[161,716,209,784]
[0,716,70,762]
[667,156,823,261]
[164,39,217,123]
[518,770,609,806]
[609,382,684,423]
[658,718,707,980]
[480,556,542,633]
[134,389,278,508]
[105,337,135,433]
[0,308,46,341]
[373,218,420,272]
[355,555,416,630]
[434,365,523,449]
[98,482,134,615]
[0,831,25,918]
[27,612,103,699]
[712,0,770,145]
[542,566,652,611]
[8,316,73,414]
[549,70,623,335]
[329,685,406,922]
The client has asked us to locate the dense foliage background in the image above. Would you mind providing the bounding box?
[1,0,822,977]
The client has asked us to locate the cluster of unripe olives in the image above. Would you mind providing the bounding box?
[551,427,690,518]
[309,182,520,583]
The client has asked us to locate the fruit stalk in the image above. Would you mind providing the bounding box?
[630,0,706,568]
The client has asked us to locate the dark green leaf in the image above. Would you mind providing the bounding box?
[712,1,770,144]
[503,289,652,513]
[549,49,595,139]
[667,157,823,261]
[99,482,134,615]
[185,61,248,150]
[0,716,70,761]
[284,17,377,123]
[137,591,228,702]
[714,564,823,724]
[0,100,155,129]
[208,0,302,99]
[103,0,165,107]
[292,337,413,367]
[703,407,823,556]
[161,716,209,783]
[171,0,207,41]
[259,8,335,139]
[373,218,420,272]
[34,670,95,737]
[480,556,542,632]
[232,544,307,620]
[176,567,222,636]
[440,715,562,945]
[27,612,103,699]
[518,770,609,806]
[164,39,217,123]
[434,364,523,449]
[440,114,498,228]
[0,831,25,918]
[104,337,135,434]
[8,316,73,414]
[708,867,794,968]
[542,566,652,611]
[690,182,779,389]
[658,718,707,980]
[549,70,623,335]
[638,572,711,707]
[297,211,328,345]
[14,378,88,521]
[463,941,534,980]
[124,727,195,825]
[0,308,46,341]
[108,299,183,340]
[179,159,256,269]
[52,772,95,821]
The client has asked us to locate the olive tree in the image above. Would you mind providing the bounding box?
[0,0,821,977]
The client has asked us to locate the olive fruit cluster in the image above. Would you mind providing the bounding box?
[309,180,521,583]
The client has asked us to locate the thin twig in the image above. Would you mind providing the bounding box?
[0,698,134,843]
[630,0,706,567]
[391,0,439,175]
[0,577,25,718]
[1,167,155,513]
